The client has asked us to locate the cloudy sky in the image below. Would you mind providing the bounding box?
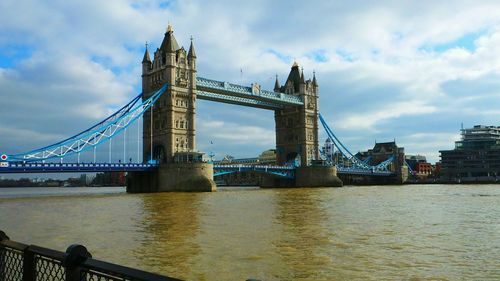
[1,0,500,165]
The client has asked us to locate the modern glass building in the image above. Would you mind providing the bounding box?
[440,125,500,180]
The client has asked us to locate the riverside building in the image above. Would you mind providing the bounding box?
[440,125,500,181]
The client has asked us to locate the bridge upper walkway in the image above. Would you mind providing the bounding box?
[196,77,303,110]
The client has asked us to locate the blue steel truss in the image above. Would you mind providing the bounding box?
[6,84,168,162]
[197,90,283,110]
[213,164,295,179]
[196,77,303,108]
[319,114,395,175]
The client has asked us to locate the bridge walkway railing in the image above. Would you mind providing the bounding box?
[0,230,180,281]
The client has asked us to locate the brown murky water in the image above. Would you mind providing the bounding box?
[1,185,499,280]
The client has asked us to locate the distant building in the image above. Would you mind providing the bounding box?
[322,138,335,164]
[214,149,277,166]
[258,149,277,165]
[214,149,277,185]
[356,141,405,169]
[415,162,433,176]
[355,141,407,182]
[406,155,433,177]
[80,174,96,186]
[440,125,500,180]
[92,172,126,186]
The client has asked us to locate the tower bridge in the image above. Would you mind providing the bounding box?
[0,24,407,190]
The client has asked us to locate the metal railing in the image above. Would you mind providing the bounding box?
[0,231,181,281]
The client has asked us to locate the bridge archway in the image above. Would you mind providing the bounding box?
[286,152,301,167]
[153,145,166,163]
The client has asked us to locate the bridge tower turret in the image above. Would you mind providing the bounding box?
[141,44,152,91]
[140,24,197,164]
[130,24,215,192]
[275,62,320,167]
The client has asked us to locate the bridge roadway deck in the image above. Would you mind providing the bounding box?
[336,167,395,176]
[0,162,395,177]
[213,164,295,178]
[0,162,158,173]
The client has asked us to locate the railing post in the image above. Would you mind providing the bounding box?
[23,246,35,281]
[63,244,92,281]
[0,230,8,241]
[0,231,10,280]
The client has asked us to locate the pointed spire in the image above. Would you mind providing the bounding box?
[160,23,179,53]
[285,61,301,93]
[142,42,151,63]
[274,74,280,92]
[300,67,305,84]
[188,36,197,58]
[312,70,317,86]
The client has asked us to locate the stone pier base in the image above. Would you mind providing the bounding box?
[295,166,343,187]
[260,165,343,188]
[127,163,216,193]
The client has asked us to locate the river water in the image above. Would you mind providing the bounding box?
[0,185,499,280]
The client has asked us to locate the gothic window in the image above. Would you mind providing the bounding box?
[175,120,179,128]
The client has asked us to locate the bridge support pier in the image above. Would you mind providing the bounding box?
[295,166,342,187]
[260,166,342,188]
[127,163,216,192]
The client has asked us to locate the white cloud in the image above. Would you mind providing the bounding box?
[337,101,438,131]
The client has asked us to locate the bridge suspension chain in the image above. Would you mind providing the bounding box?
[319,113,394,172]
[8,84,168,162]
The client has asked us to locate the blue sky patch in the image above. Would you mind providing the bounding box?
[0,44,34,68]
[335,49,356,62]
[266,49,291,63]
[307,49,328,62]
[159,0,175,9]
[422,30,487,53]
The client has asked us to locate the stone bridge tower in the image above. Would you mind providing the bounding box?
[128,24,215,193]
[274,62,320,167]
[141,24,197,164]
